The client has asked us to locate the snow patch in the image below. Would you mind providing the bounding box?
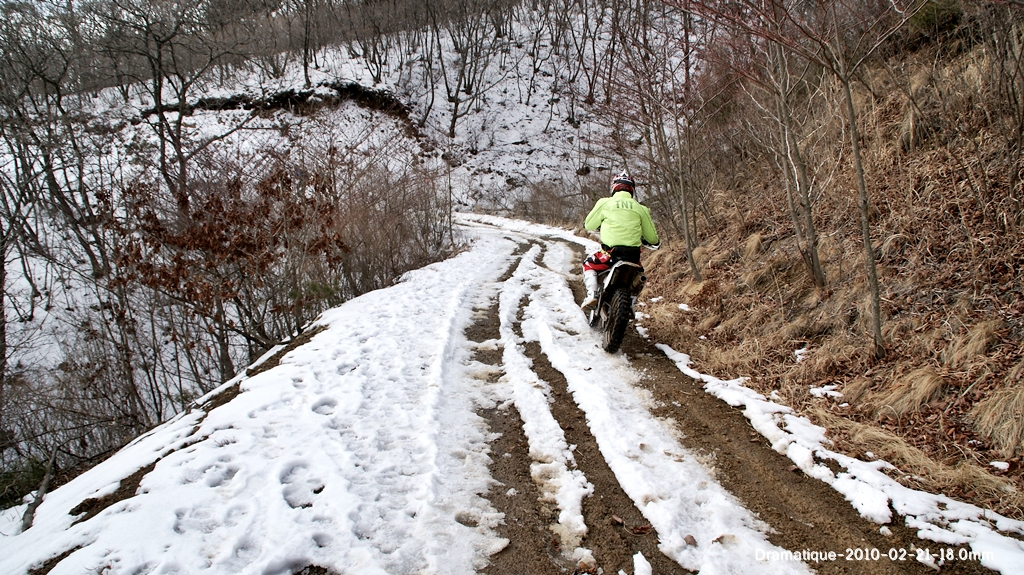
[657,343,1024,575]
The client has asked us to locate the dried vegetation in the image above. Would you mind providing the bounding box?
[639,13,1024,518]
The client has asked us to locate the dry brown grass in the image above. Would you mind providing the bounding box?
[1011,357,1024,383]
[691,245,711,272]
[777,316,811,344]
[742,233,762,261]
[792,339,867,384]
[643,227,1022,514]
[632,22,1024,519]
[841,376,875,405]
[688,279,722,311]
[972,384,1024,458]
[696,313,722,334]
[705,342,761,375]
[740,258,791,292]
[942,320,1004,368]
[868,367,948,419]
[811,407,1023,514]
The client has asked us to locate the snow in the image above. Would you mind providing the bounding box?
[2,215,1023,574]
[2,217,516,575]
[794,347,810,363]
[1,7,610,390]
[6,7,1020,574]
[656,345,1024,574]
[808,384,842,398]
[0,215,813,574]
[72,14,599,212]
[621,551,653,575]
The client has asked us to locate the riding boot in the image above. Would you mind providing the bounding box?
[581,270,599,312]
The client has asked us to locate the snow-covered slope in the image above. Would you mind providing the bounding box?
[73,13,612,212]
[0,216,810,575]
[3,215,1023,575]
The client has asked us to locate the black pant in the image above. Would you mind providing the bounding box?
[602,245,641,264]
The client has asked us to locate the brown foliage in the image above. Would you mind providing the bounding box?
[116,167,351,324]
[112,152,451,364]
[634,7,1024,517]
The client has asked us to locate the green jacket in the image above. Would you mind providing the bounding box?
[584,191,659,248]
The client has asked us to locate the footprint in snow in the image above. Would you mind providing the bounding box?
[280,461,325,509]
[311,397,338,415]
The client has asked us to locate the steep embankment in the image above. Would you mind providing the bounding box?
[634,38,1024,523]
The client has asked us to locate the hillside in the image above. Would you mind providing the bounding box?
[1,0,1022,567]
[2,215,1022,575]
[631,22,1024,521]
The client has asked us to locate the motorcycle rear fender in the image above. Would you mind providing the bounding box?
[602,261,644,292]
[591,261,645,327]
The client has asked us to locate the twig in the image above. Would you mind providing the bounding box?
[880,404,902,427]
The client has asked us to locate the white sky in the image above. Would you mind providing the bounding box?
[2,215,1022,575]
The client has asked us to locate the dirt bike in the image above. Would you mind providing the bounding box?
[587,260,646,353]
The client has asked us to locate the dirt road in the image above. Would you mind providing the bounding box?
[471,238,996,575]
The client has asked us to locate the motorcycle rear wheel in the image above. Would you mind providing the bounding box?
[602,288,632,352]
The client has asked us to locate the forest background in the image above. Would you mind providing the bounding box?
[1,0,1022,522]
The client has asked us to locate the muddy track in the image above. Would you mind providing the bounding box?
[467,242,565,573]
[618,329,992,575]
[470,242,682,574]
[525,340,687,575]
[465,236,997,575]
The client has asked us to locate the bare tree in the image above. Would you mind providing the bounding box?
[590,0,725,280]
[0,0,160,495]
[713,19,829,287]
[90,0,257,215]
[0,144,31,453]
[770,41,828,289]
[299,0,316,87]
[429,0,507,138]
[952,2,1024,228]
[340,0,395,85]
[560,0,611,106]
[685,0,922,358]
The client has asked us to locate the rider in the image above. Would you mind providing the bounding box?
[580,171,660,312]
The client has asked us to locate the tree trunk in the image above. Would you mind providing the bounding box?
[303,0,313,88]
[668,62,702,281]
[0,243,6,421]
[771,42,826,288]
[840,74,885,358]
[20,447,58,532]
[216,298,235,383]
[780,101,826,288]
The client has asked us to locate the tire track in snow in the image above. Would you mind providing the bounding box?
[522,340,687,574]
[515,237,812,575]
[496,242,595,567]
[454,223,589,572]
[461,222,725,573]
[467,247,573,574]
[484,236,689,573]
[489,225,684,573]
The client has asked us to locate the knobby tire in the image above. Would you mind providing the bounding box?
[602,288,632,352]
